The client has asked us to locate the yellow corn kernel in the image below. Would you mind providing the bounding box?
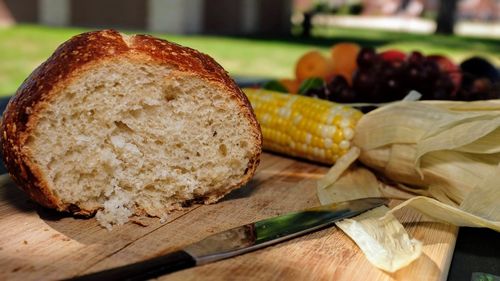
[333,130,344,144]
[244,88,363,165]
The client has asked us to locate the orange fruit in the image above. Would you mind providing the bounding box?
[330,43,361,84]
[279,78,300,94]
[295,51,332,82]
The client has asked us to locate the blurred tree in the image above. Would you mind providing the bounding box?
[435,0,458,34]
[301,10,313,37]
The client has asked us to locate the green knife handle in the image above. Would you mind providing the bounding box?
[64,250,196,281]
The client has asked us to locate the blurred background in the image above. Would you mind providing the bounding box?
[0,0,498,98]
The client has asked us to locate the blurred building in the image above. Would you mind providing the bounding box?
[459,0,499,21]
[0,0,292,35]
[362,0,499,21]
[295,0,499,21]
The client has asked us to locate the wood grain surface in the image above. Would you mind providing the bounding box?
[0,153,458,281]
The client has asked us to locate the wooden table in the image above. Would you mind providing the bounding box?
[0,153,457,281]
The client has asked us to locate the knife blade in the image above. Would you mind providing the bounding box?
[66,197,388,281]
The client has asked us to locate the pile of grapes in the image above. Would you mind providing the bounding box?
[308,48,498,103]
[263,44,499,104]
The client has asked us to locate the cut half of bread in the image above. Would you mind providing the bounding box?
[1,30,262,229]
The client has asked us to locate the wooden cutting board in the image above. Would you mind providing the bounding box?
[0,153,457,281]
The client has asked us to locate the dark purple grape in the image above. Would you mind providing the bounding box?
[421,60,441,81]
[403,65,422,92]
[460,57,499,82]
[352,70,382,102]
[338,89,357,103]
[352,70,375,92]
[356,47,378,69]
[385,78,402,93]
[434,75,455,95]
[390,60,405,70]
[432,88,450,100]
[327,75,356,103]
[488,82,500,99]
[327,75,348,90]
[471,78,493,97]
[456,89,474,101]
[407,51,424,65]
[375,60,410,100]
[380,61,403,80]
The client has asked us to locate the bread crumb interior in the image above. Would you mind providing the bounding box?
[26,59,257,228]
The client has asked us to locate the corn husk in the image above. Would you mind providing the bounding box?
[354,100,500,205]
[336,206,422,272]
[317,147,361,190]
[317,100,500,272]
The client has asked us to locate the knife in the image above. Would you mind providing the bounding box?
[66,197,388,281]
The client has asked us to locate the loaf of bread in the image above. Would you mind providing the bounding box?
[1,30,262,229]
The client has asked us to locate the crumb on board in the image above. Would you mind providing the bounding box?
[130,218,149,227]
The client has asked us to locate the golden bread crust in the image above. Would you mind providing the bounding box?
[1,30,262,216]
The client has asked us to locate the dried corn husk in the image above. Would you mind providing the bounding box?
[354,100,500,205]
[317,100,500,272]
[336,206,422,272]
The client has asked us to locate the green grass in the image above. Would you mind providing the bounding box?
[0,24,498,97]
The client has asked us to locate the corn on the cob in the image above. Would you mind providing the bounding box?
[244,88,363,165]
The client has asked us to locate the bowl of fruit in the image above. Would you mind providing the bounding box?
[260,43,499,109]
